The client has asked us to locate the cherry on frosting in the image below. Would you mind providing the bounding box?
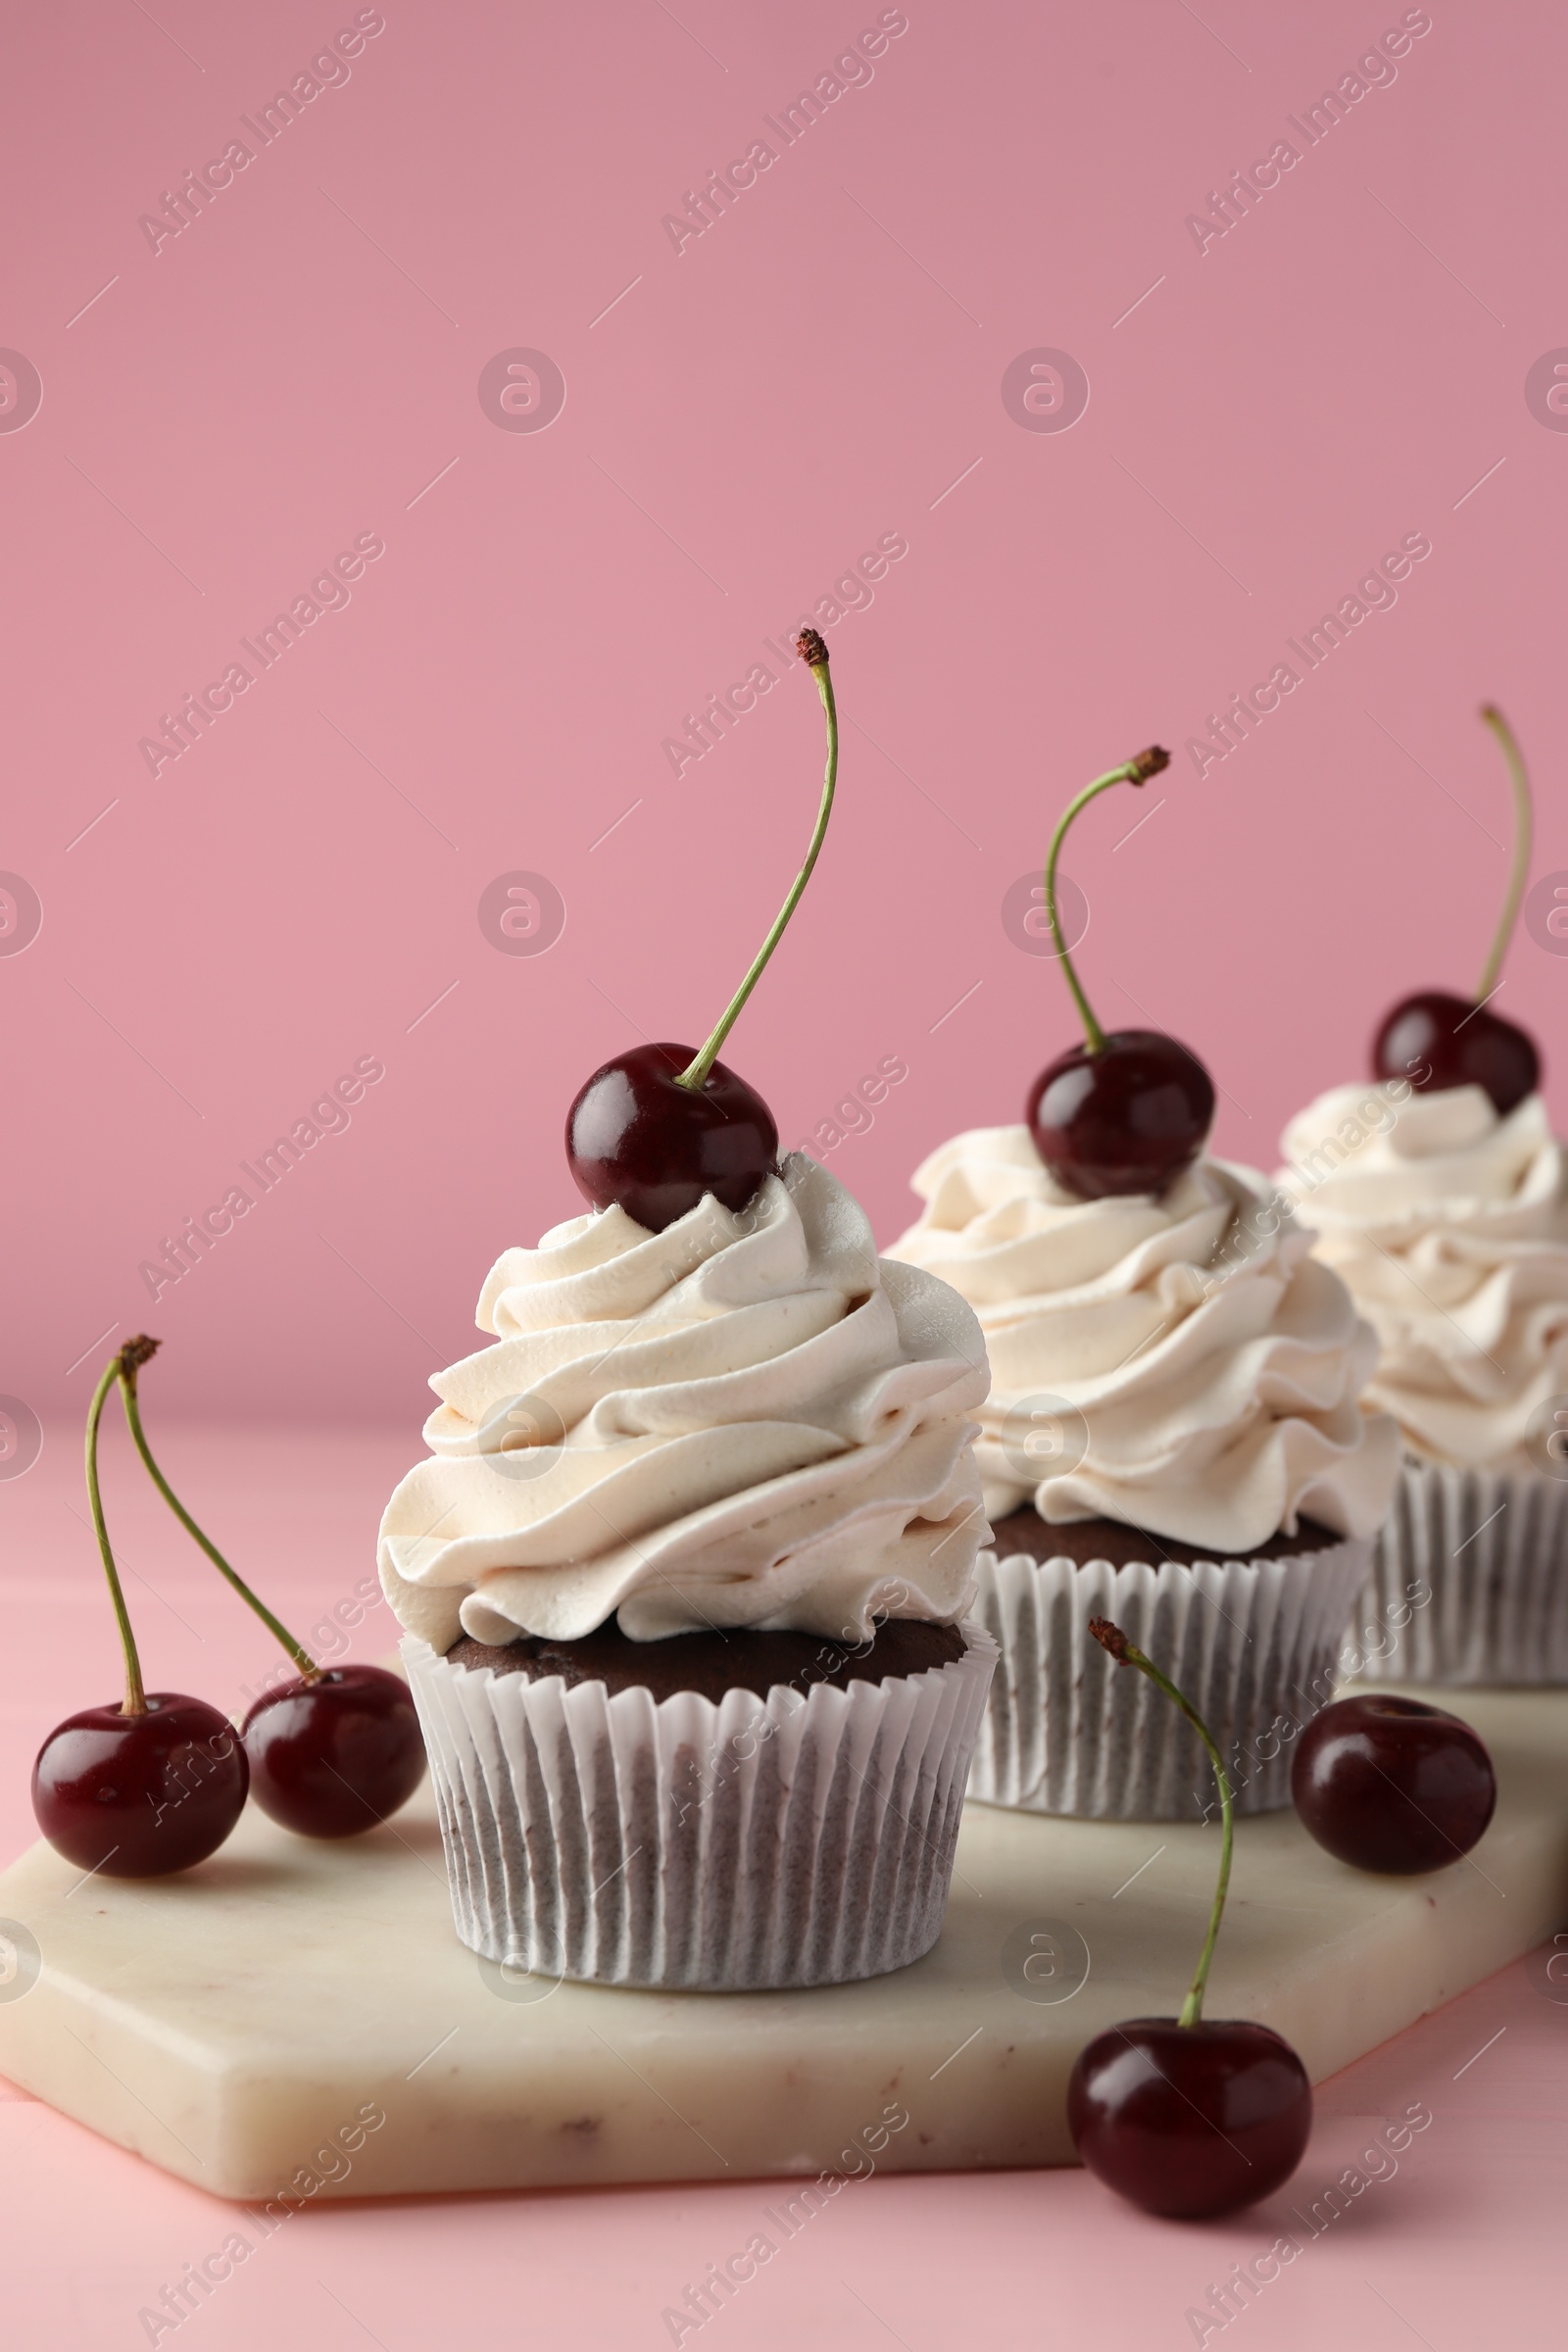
[1024,745,1216,1199]
[564,630,838,1235]
[566,1044,778,1232]
[1371,707,1541,1117]
[1069,1619,1312,2219]
[1028,1031,1214,1200]
[1373,990,1539,1118]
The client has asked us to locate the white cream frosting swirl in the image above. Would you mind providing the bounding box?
[1277,1083,1568,1470]
[377,1155,989,1647]
[886,1126,1396,1551]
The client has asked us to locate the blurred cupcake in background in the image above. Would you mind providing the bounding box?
[1277,704,1568,1682]
[887,742,1397,1820]
[891,1133,1396,1818]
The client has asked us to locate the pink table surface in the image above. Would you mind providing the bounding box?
[3,1426,1566,2351]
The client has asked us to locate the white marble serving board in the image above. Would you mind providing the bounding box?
[0,1686,1565,2202]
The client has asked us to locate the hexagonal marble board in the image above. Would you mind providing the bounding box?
[0,1686,1565,2202]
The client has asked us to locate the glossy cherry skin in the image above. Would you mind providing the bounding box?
[240,1665,426,1838]
[566,1042,779,1232]
[1068,2017,1312,2219]
[1373,990,1539,1117]
[32,1693,249,1877]
[1029,1030,1215,1200]
[1291,1692,1495,1874]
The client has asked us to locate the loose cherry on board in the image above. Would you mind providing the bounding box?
[241,1666,425,1838]
[1025,746,1218,1200]
[1067,2018,1311,2223]
[1291,1692,1496,1876]
[1372,707,1543,1117]
[1065,1619,1313,2220]
[30,1344,248,1878]
[117,1339,426,1838]
[564,630,839,1235]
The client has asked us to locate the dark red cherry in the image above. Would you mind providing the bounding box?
[1373,990,1539,1116]
[566,1041,779,1232]
[1291,1692,1495,1875]
[241,1665,425,1838]
[1068,2017,1311,2219]
[1028,1030,1214,1200]
[32,1693,249,1877]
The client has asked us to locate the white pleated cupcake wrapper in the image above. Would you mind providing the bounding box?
[403,1627,999,1990]
[966,1538,1370,1821]
[1356,1461,1568,1686]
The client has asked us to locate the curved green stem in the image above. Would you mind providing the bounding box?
[87,1354,146,1716]
[1475,704,1532,1004]
[1045,748,1169,1054]
[1091,1616,1233,2028]
[679,637,839,1092]
[118,1354,317,1679]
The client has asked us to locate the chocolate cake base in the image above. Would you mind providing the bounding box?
[986,1505,1343,1570]
[412,1621,999,1988]
[971,1511,1370,1818]
[442,1617,966,1705]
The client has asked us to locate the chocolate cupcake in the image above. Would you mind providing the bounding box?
[888,1128,1397,1818]
[380,1155,997,1988]
[1279,1080,1568,1683]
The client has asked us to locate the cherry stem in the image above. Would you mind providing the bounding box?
[1046,748,1170,1054]
[679,632,838,1093]
[1090,1614,1233,2029]
[1475,704,1532,1004]
[116,1340,318,1680]
[86,1353,146,1717]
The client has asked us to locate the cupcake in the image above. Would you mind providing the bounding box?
[1278,1085,1568,1681]
[379,633,997,1987]
[1277,704,1568,1684]
[886,743,1397,1820]
[890,1133,1396,1818]
[380,1156,994,1988]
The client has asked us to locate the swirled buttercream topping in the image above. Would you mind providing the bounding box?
[1278,1082,1568,1469]
[887,1126,1396,1551]
[377,1155,989,1647]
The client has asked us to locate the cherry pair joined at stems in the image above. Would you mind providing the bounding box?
[31,1339,423,1879]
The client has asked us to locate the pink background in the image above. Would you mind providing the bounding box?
[5,2,1568,2343]
[4,0,1566,1437]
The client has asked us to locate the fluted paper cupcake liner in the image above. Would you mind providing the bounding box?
[965,1537,1370,1820]
[403,1627,998,1989]
[1356,1460,1568,1686]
